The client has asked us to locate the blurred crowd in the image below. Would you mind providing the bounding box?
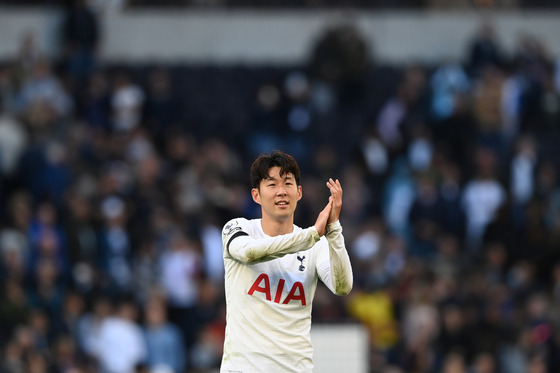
[1,2,560,373]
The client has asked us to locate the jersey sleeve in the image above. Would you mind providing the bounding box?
[222,218,321,264]
[316,220,353,295]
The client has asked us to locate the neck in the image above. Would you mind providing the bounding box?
[261,216,293,236]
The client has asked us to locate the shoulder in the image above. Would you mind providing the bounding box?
[222,217,258,239]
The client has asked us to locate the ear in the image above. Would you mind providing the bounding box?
[297,185,302,201]
[251,188,261,205]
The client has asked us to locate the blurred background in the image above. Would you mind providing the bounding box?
[1,1,560,372]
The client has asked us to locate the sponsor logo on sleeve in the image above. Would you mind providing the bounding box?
[224,220,242,236]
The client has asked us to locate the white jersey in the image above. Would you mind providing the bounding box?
[220,218,353,373]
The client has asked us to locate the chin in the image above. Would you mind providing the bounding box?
[273,211,293,221]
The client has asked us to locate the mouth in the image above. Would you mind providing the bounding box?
[275,201,289,206]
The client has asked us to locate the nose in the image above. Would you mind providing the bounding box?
[277,186,287,196]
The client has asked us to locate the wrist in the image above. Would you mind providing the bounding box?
[311,225,323,239]
[326,220,341,234]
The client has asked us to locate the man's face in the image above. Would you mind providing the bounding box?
[252,166,302,223]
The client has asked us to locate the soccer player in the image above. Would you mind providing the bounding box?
[220,150,353,373]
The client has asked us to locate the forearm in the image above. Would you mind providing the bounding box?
[227,227,320,264]
[324,221,353,295]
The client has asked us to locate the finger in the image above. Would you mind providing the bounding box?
[334,180,342,195]
[327,178,338,190]
[328,183,340,195]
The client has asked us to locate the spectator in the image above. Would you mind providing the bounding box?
[471,64,507,157]
[199,213,225,285]
[27,258,66,319]
[98,195,133,294]
[509,135,537,216]
[27,200,70,278]
[0,227,29,282]
[0,106,28,179]
[94,297,147,373]
[437,161,465,238]
[142,295,186,373]
[158,229,203,355]
[60,190,99,288]
[17,57,73,120]
[440,352,467,373]
[400,278,440,371]
[110,71,145,132]
[346,283,399,352]
[309,24,370,100]
[429,59,470,123]
[142,66,181,147]
[60,0,100,80]
[466,20,506,78]
[77,294,112,361]
[436,302,474,363]
[1,338,26,373]
[0,279,31,346]
[12,29,42,92]
[189,321,225,372]
[51,334,83,372]
[56,291,86,343]
[408,171,445,258]
[468,352,496,373]
[131,241,160,305]
[80,69,112,131]
[461,147,506,251]
[382,158,416,239]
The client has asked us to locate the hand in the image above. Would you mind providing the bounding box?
[314,199,332,236]
[326,178,342,224]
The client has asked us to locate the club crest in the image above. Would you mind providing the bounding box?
[297,255,305,271]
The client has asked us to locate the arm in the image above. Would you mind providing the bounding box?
[318,221,353,295]
[319,178,353,295]
[225,222,321,264]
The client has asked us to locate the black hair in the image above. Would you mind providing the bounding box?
[250,150,301,189]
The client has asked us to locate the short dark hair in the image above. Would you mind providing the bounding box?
[250,150,301,189]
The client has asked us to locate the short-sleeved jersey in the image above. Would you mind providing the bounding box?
[220,217,352,373]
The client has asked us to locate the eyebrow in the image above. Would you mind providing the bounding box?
[265,173,294,181]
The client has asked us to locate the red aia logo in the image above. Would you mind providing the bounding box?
[248,273,307,306]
